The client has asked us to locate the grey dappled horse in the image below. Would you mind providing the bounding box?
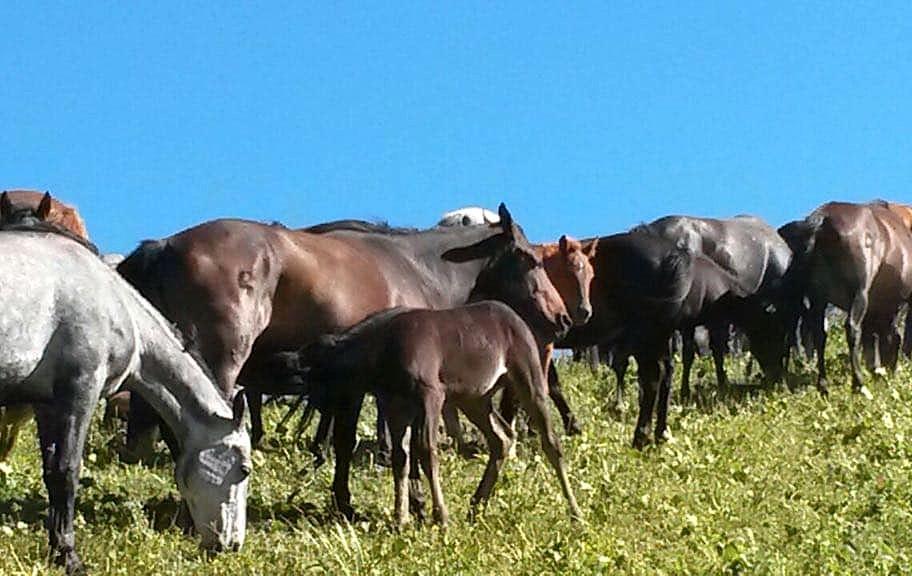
[0,232,251,574]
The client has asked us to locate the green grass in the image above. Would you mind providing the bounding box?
[2,333,912,575]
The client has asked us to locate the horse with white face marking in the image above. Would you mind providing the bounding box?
[0,230,251,574]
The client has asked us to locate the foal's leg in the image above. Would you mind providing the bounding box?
[846,291,869,391]
[331,394,365,520]
[680,329,696,402]
[384,404,413,528]
[416,390,448,526]
[510,370,583,522]
[460,396,513,520]
[34,396,95,576]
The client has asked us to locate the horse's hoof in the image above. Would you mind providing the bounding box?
[631,432,651,450]
[56,550,85,576]
[565,419,583,437]
[457,441,484,460]
[854,385,874,400]
[375,451,392,469]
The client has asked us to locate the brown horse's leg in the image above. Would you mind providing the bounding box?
[846,292,868,391]
[680,329,696,402]
[808,302,829,395]
[547,360,581,436]
[331,394,365,520]
[509,368,583,522]
[654,343,674,442]
[416,390,448,526]
[460,395,512,520]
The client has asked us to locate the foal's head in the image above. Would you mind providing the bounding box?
[443,203,572,339]
[538,236,597,326]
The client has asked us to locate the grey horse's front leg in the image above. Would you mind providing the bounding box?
[34,404,92,575]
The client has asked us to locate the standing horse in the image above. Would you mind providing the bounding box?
[779,202,912,393]
[295,300,581,526]
[117,204,573,455]
[0,191,93,463]
[0,228,250,574]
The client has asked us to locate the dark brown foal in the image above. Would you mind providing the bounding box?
[300,301,583,527]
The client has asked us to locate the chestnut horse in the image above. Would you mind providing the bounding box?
[293,301,582,526]
[117,204,573,455]
[0,191,91,463]
[779,201,912,393]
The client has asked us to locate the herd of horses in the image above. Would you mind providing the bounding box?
[1,190,911,574]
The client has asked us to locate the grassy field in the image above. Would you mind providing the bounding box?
[2,333,912,575]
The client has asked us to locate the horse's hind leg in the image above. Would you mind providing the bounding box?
[384,399,415,528]
[709,324,730,392]
[610,346,629,412]
[34,394,95,575]
[459,395,512,519]
[245,388,265,447]
[511,368,583,522]
[846,291,868,391]
[680,329,696,402]
[808,301,829,395]
[331,394,365,520]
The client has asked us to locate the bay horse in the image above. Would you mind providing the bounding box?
[0,225,250,574]
[294,300,582,526]
[117,204,573,456]
[0,191,93,463]
[779,201,912,393]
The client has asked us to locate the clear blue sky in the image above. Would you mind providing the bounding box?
[2,3,910,254]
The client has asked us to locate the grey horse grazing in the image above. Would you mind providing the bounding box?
[0,232,251,574]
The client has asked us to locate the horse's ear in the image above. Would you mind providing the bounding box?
[232,392,247,428]
[442,234,506,263]
[559,234,569,255]
[0,192,11,220]
[583,239,598,259]
[497,203,516,238]
[37,192,52,220]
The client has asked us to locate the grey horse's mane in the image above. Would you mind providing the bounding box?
[0,219,100,255]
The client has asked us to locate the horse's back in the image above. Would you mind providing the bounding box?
[0,233,134,401]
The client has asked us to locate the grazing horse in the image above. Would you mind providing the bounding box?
[0,227,250,573]
[294,301,582,526]
[779,202,912,393]
[630,215,792,399]
[875,201,912,358]
[118,204,573,456]
[0,192,94,463]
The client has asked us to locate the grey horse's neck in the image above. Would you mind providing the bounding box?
[126,298,233,445]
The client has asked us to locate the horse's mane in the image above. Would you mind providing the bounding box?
[304,219,422,235]
[0,220,100,255]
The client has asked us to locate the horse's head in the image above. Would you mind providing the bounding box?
[443,203,571,339]
[736,297,789,384]
[175,393,252,552]
[540,236,597,326]
[0,191,52,228]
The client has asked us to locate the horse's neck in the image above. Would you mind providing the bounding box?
[394,227,496,307]
[128,299,231,443]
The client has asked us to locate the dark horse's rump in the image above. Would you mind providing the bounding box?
[117,204,571,454]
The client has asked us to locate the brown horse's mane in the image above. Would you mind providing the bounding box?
[304,219,422,236]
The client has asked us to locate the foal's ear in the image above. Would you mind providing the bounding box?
[442,233,507,262]
[37,192,53,220]
[232,392,247,428]
[0,192,11,220]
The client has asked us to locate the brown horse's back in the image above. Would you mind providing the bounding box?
[3,190,88,240]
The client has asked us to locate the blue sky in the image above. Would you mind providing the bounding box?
[2,3,910,253]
